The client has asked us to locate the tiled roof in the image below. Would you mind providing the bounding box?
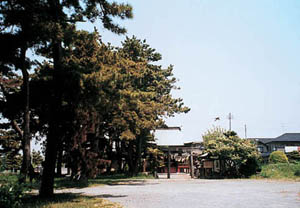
[273,133,300,142]
[251,138,274,144]
[254,133,300,144]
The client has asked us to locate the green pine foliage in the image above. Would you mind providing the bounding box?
[32,150,43,168]
[0,123,22,171]
[30,30,189,177]
[1,0,189,195]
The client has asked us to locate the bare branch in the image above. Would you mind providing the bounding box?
[11,119,23,137]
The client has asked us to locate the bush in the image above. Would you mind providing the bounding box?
[239,157,260,177]
[286,151,300,162]
[255,162,300,179]
[0,182,29,208]
[269,151,288,164]
[203,128,260,178]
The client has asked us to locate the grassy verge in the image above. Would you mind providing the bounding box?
[251,162,300,181]
[23,193,123,208]
[1,173,151,208]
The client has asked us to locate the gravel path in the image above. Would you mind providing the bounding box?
[57,179,300,208]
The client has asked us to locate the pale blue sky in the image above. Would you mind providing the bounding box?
[79,0,300,142]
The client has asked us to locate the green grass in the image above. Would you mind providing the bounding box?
[0,173,153,208]
[22,193,123,208]
[251,162,300,181]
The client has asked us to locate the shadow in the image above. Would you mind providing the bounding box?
[22,193,93,208]
[54,178,89,189]
[22,192,128,207]
[98,179,159,186]
[94,194,127,198]
[108,182,146,186]
[54,179,147,189]
[52,178,147,189]
[44,174,157,189]
[104,179,146,186]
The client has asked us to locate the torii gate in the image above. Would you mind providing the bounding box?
[154,126,184,179]
[156,127,181,131]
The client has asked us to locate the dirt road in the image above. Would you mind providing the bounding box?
[57,179,300,208]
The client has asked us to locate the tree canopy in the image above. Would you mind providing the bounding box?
[0,0,190,197]
[203,127,259,177]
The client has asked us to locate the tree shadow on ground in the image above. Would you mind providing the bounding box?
[106,180,159,186]
[54,178,90,189]
[22,193,90,208]
[23,192,124,208]
[53,177,157,189]
[93,179,146,186]
[94,194,127,198]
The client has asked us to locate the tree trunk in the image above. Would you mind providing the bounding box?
[127,142,134,176]
[116,140,123,173]
[106,139,113,174]
[39,126,59,197]
[39,0,63,195]
[56,144,63,177]
[134,137,142,175]
[19,45,31,183]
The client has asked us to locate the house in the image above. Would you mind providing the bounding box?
[197,152,221,178]
[158,142,203,174]
[252,133,300,159]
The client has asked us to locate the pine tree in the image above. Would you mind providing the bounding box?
[1,0,133,196]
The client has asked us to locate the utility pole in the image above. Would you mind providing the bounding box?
[167,147,170,179]
[244,124,247,139]
[227,113,233,131]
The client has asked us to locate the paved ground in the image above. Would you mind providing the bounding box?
[59,178,300,208]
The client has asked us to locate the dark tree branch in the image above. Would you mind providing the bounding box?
[11,119,23,137]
